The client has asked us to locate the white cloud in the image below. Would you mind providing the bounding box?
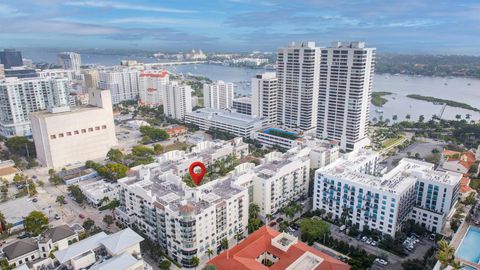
[64,1,195,14]
[0,3,27,18]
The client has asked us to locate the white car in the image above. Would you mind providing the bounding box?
[371,241,378,246]
[361,236,367,242]
[374,258,388,266]
[366,239,372,244]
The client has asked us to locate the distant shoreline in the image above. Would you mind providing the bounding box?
[406,94,480,113]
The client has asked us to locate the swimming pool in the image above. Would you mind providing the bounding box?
[456,226,480,264]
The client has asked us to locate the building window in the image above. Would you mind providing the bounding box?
[74,130,79,135]
[50,135,56,139]
[81,129,86,133]
[102,125,107,129]
[88,128,93,132]
[95,126,100,130]
[67,132,72,136]
[59,133,64,138]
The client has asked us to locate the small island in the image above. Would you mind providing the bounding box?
[372,91,393,107]
[406,94,480,112]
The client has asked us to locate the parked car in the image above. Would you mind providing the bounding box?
[277,218,284,223]
[361,236,367,242]
[17,233,30,239]
[371,241,378,246]
[374,258,389,266]
[32,198,38,203]
[79,214,85,219]
[269,222,277,227]
[366,238,372,244]
[429,233,436,241]
[54,214,61,220]
[339,225,346,231]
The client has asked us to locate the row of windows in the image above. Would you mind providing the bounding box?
[50,125,107,139]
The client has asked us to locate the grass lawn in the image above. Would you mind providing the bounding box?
[469,178,480,192]
[382,135,405,148]
[163,142,190,152]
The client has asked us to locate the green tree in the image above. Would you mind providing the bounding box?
[105,163,129,180]
[139,126,169,142]
[67,185,86,204]
[103,215,114,227]
[159,260,171,270]
[56,195,66,205]
[0,259,14,270]
[249,203,260,219]
[202,266,217,270]
[191,256,200,270]
[464,192,476,205]
[206,248,214,259]
[153,144,164,155]
[402,259,425,270]
[131,145,155,157]
[107,148,124,162]
[299,218,330,245]
[82,218,95,231]
[24,211,48,236]
[5,136,36,157]
[436,240,455,269]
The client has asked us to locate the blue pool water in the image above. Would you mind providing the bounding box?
[457,226,480,264]
[263,128,297,135]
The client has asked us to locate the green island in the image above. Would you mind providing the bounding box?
[406,94,480,112]
[371,91,392,107]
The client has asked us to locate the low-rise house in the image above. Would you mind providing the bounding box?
[441,149,477,174]
[80,180,119,207]
[54,228,149,270]
[2,225,78,268]
[0,160,19,181]
[164,125,188,137]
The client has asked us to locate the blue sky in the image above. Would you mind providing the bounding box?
[0,0,479,54]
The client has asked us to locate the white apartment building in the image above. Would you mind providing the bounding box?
[37,69,77,81]
[251,72,277,125]
[185,108,264,137]
[162,81,192,120]
[232,97,252,115]
[0,77,70,137]
[116,168,248,268]
[57,52,81,72]
[99,68,140,104]
[0,64,4,80]
[203,80,234,109]
[316,41,376,151]
[31,89,117,168]
[138,70,169,107]
[154,137,249,176]
[277,42,320,131]
[313,150,461,236]
[252,149,311,216]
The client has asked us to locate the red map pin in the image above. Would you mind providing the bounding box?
[189,161,206,186]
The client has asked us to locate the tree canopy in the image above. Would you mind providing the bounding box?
[24,211,48,236]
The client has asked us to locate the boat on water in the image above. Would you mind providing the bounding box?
[392,97,396,100]
[375,109,384,113]
[444,82,448,85]
[468,83,471,86]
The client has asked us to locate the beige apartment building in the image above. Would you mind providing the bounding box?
[31,89,117,168]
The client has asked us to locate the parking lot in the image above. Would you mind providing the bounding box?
[383,138,446,169]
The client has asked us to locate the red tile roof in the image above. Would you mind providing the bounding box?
[459,176,475,193]
[208,226,350,270]
[443,149,477,171]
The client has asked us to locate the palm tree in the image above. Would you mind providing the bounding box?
[0,211,5,233]
[221,238,229,250]
[265,214,273,224]
[249,204,260,219]
[449,260,462,270]
[191,256,199,270]
[206,248,214,260]
[436,240,455,269]
[235,231,243,242]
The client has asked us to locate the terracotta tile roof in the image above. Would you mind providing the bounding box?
[460,177,475,193]
[208,226,350,270]
[444,149,477,170]
[0,166,19,177]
